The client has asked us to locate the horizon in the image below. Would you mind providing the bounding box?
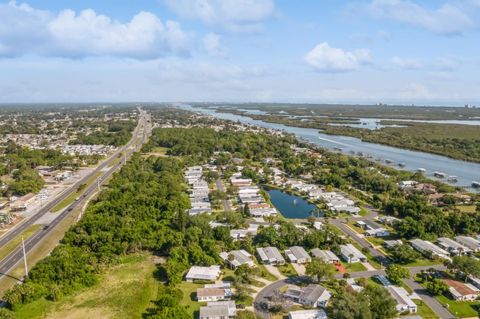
[0,0,479,105]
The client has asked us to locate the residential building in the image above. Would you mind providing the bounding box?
[455,236,480,252]
[285,246,311,264]
[185,265,221,282]
[197,287,232,302]
[410,239,451,260]
[310,249,339,264]
[219,250,255,269]
[288,309,328,319]
[357,220,390,237]
[387,286,418,313]
[256,247,285,265]
[199,301,236,319]
[437,237,471,255]
[444,279,480,301]
[340,244,367,263]
[284,284,331,308]
[383,240,403,249]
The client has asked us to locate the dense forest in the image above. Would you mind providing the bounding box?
[70,120,136,146]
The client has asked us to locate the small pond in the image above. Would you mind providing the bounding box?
[267,189,321,219]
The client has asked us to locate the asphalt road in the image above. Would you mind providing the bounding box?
[0,109,151,281]
[215,178,232,211]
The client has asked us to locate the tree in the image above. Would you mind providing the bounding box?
[425,279,448,296]
[327,289,372,319]
[389,244,421,264]
[306,258,336,283]
[234,264,255,285]
[385,264,410,284]
[450,256,480,280]
[363,285,397,319]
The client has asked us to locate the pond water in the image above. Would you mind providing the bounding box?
[267,189,320,219]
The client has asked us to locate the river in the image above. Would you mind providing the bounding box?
[178,104,480,191]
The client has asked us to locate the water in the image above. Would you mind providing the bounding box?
[267,189,319,219]
[329,118,480,130]
[178,104,480,191]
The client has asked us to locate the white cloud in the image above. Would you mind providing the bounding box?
[0,1,190,58]
[304,42,372,73]
[368,0,475,35]
[164,0,275,32]
[392,56,422,69]
[435,57,458,71]
[202,32,227,57]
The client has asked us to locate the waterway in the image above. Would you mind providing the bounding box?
[267,189,319,219]
[178,104,480,191]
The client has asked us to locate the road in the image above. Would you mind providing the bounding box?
[215,178,232,211]
[0,109,151,281]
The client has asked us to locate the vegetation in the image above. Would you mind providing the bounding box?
[385,264,409,284]
[70,121,135,147]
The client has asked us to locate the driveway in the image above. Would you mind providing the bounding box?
[264,265,285,280]
[291,263,306,276]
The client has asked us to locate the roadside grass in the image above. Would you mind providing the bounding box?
[277,263,297,277]
[0,224,42,262]
[436,294,480,318]
[257,264,278,281]
[341,262,367,272]
[51,171,102,213]
[412,299,439,319]
[14,253,158,319]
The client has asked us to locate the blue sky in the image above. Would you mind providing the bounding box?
[0,0,479,105]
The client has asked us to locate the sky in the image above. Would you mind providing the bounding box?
[0,0,479,105]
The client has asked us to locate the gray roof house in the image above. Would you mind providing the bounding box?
[256,247,285,265]
[310,249,340,264]
[285,246,311,264]
[219,250,255,269]
[284,284,331,308]
[199,301,236,319]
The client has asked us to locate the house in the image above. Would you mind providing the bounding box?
[444,279,480,301]
[197,287,232,302]
[10,193,36,211]
[387,286,418,313]
[185,265,221,282]
[455,236,480,252]
[199,301,236,319]
[284,284,331,308]
[249,207,277,217]
[256,247,285,265]
[340,244,367,263]
[288,309,328,319]
[410,239,451,260]
[346,278,364,292]
[399,180,417,189]
[357,220,390,237]
[310,249,340,264]
[219,250,255,269]
[377,215,400,226]
[285,246,311,264]
[437,237,471,255]
[383,240,403,250]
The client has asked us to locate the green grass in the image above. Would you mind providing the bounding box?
[456,205,476,213]
[342,262,367,272]
[177,281,204,317]
[257,264,278,281]
[436,294,480,318]
[13,253,159,319]
[277,263,297,277]
[51,171,102,212]
[413,299,439,319]
[401,258,442,267]
[0,224,42,261]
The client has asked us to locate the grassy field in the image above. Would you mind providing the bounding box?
[14,254,159,319]
[0,224,42,262]
[177,281,204,317]
[277,263,297,277]
[342,262,367,272]
[436,294,480,318]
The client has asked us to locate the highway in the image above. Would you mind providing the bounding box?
[0,108,151,281]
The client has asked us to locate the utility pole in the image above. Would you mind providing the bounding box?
[22,237,28,278]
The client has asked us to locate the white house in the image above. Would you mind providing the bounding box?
[340,244,367,263]
[387,286,418,313]
[220,250,255,269]
[284,284,331,308]
[197,287,233,302]
[288,309,327,319]
[256,247,285,265]
[437,237,472,255]
[410,239,451,260]
[185,265,221,282]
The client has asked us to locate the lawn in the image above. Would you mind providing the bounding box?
[413,299,439,319]
[257,264,278,281]
[342,262,367,272]
[177,281,204,317]
[277,263,297,277]
[436,294,480,318]
[401,258,442,268]
[14,254,159,319]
